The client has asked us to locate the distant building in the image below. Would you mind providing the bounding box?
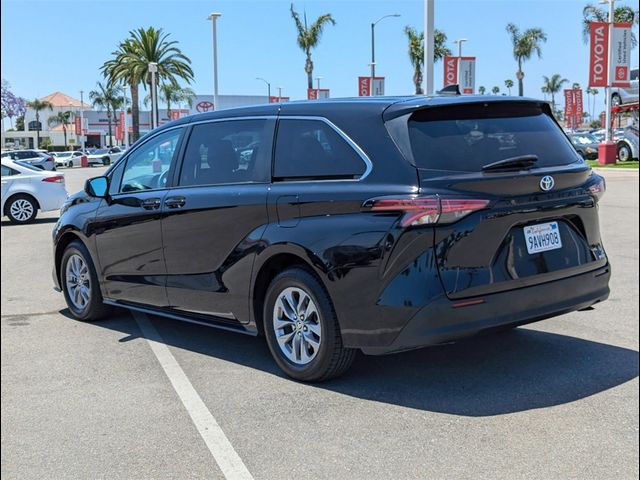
[2,91,275,150]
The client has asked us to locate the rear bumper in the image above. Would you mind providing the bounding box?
[361,264,611,355]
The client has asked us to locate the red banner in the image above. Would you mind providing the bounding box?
[269,96,290,103]
[358,77,371,96]
[170,110,180,120]
[115,112,124,140]
[564,89,575,128]
[611,22,632,87]
[443,56,459,86]
[573,88,583,126]
[74,116,82,135]
[588,22,609,87]
[307,88,318,100]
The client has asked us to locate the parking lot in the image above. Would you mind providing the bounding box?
[1,166,638,479]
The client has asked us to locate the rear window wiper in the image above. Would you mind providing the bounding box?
[481,155,539,171]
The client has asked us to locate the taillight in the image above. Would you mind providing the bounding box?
[588,175,606,200]
[42,175,65,183]
[366,196,490,227]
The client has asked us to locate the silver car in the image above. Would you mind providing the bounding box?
[0,150,56,171]
[617,124,639,162]
[610,68,639,106]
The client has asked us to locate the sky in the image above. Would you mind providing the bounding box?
[1,0,638,118]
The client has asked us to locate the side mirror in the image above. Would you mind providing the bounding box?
[85,176,109,198]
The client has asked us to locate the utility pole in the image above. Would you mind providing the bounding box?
[424,0,435,95]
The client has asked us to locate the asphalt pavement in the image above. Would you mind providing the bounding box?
[1,166,638,479]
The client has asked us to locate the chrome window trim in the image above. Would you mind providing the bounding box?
[189,115,278,126]
[275,116,373,182]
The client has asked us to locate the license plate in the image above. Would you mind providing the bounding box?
[524,221,562,254]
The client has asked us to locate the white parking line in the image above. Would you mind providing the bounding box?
[133,311,254,480]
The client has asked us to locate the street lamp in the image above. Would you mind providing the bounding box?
[370,13,400,81]
[208,12,222,111]
[424,0,435,95]
[453,38,468,88]
[315,76,323,90]
[148,62,158,130]
[256,77,271,101]
[79,90,85,152]
[121,84,129,148]
[277,86,283,102]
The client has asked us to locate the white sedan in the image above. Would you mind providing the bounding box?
[87,147,124,166]
[1,158,68,224]
[54,151,87,168]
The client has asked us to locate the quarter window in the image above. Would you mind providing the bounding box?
[179,119,271,186]
[1,165,18,176]
[273,119,366,180]
[119,128,183,193]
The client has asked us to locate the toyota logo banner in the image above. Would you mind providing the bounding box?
[589,21,632,88]
[610,22,632,88]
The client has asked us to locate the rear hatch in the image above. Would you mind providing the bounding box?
[406,101,608,299]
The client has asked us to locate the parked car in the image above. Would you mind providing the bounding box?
[617,124,639,162]
[53,96,610,381]
[567,132,599,160]
[87,147,124,166]
[1,149,56,170]
[55,151,87,168]
[1,158,68,224]
[610,67,639,106]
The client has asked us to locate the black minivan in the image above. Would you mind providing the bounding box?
[53,95,610,381]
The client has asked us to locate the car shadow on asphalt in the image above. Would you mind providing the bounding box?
[1,218,58,226]
[61,308,639,417]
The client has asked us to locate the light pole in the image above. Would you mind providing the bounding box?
[424,0,435,95]
[600,0,614,143]
[371,13,400,85]
[454,38,467,88]
[79,90,85,152]
[208,12,222,111]
[256,77,271,102]
[148,62,158,130]
[277,86,283,101]
[315,76,323,91]
[121,84,129,148]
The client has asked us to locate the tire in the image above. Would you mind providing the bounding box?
[5,194,38,224]
[617,142,632,162]
[61,241,113,321]
[263,267,355,382]
[67,161,73,168]
[102,156,110,166]
[611,93,621,107]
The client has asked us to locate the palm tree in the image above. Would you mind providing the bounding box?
[47,111,73,149]
[290,4,336,90]
[504,79,514,95]
[582,4,638,47]
[102,27,193,139]
[89,82,123,147]
[404,26,451,94]
[542,74,569,113]
[587,87,599,121]
[506,23,548,96]
[152,84,195,119]
[478,86,486,95]
[492,86,500,95]
[541,86,549,100]
[26,99,53,149]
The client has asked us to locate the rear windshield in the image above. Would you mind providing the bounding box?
[408,102,581,172]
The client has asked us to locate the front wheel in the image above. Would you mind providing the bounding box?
[264,268,355,382]
[617,142,632,162]
[102,156,110,166]
[6,194,37,224]
[61,241,113,321]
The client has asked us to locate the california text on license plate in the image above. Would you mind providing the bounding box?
[524,221,563,254]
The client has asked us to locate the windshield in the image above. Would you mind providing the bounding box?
[94,149,109,154]
[407,102,581,172]
[571,134,597,145]
[57,152,73,158]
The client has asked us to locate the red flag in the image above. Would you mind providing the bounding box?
[443,56,459,87]
[588,22,609,87]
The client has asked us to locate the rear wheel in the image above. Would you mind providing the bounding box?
[5,194,37,224]
[61,241,113,321]
[264,268,355,382]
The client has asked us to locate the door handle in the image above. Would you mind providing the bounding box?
[141,198,161,210]
[164,196,186,209]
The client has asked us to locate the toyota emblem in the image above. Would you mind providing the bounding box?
[196,101,214,112]
[540,175,555,191]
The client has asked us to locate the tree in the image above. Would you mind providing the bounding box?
[47,110,73,149]
[102,27,193,140]
[89,82,123,147]
[1,79,26,129]
[404,26,451,94]
[542,74,569,112]
[290,4,336,90]
[26,98,53,149]
[541,86,549,100]
[478,86,486,95]
[582,4,638,47]
[586,87,599,121]
[506,23,547,96]
[504,79,514,95]
[145,83,195,119]
[492,86,500,95]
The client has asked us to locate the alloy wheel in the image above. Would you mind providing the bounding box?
[272,287,322,365]
[9,199,34,222]
[65,254,91,311]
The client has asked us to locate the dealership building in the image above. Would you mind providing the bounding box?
[1,91,272,150]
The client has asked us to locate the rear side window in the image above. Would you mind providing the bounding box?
[274,119,366,180]
[179,119,271,186]
[408,103,581,172]
[1,165,18,176]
